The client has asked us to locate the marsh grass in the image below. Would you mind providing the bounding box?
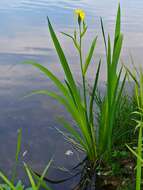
[112,92,137,147]
[126,69,143,190]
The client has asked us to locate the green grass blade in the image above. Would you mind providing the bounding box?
[81,26,87,38]
[112,34,123,69]
[24,61,74,102]
[126,144,143,162]
[112,66,123,100]
[0,172,15,190]
[114,4,121,47]
[140,72,143,108]
[124,65,139,86]
[89,59,101,124]
[11,128,22,183]
[100,17,107,55]
[107,35,112,107]
[65,80,77,107]
[24,163,37,190]
[25,90,80,124]
[136,126,142,190]
[61,32,80,51]
[25,164,52,190]
[15,129,22,163]
[83,37,97,76]
[61,32,74,40]
[115,72,127,109]
[37,159,53,190]
[30,172,51,190]
[107,35,111,68]
[47,18,80,103]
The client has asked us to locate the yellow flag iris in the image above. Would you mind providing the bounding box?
[75,9,85,21]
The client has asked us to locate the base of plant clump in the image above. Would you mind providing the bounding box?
[72,152,137,190]
[72,160,97,190]
[33,154,136,190]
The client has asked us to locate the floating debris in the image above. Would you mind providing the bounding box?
[65,150,73,156]
[22,150,28,157]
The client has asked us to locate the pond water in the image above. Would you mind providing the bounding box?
[0,0,143,189]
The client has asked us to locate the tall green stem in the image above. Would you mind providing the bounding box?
[79,24,96,160]
[79,25,87,116]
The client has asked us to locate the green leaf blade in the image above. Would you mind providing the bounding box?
[83,37,97,76]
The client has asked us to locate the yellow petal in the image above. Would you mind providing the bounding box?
[80,11,85,20]
[75,9,85,20]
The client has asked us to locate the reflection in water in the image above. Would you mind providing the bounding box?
[0,0,143,189]
[0,52,82,189]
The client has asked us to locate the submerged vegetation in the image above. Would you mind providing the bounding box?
[1,3,143,190]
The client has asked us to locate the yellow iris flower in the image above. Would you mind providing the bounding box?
[75,9,85,21]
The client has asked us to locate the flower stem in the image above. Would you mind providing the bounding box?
[79,25,87,115]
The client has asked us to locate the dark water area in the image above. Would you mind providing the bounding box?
[0,0,143,189]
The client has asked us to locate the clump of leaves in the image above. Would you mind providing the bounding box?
[126,69,143,190]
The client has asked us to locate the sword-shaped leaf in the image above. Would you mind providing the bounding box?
[47,18,80,104]
[89,59,101,124]
[83,37,97,76]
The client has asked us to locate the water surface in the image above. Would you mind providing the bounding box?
[0,0,143,189]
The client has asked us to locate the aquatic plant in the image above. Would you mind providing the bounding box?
[0,130,52,190]
[26,10,99,164]
[25,3,128,189]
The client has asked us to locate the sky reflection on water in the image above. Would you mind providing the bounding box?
[0,0,143,55]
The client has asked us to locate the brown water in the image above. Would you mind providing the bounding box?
[0,0,143,189]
